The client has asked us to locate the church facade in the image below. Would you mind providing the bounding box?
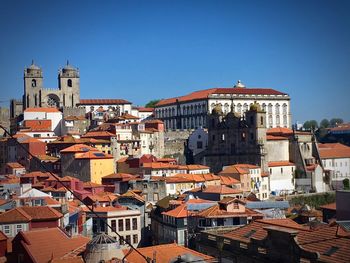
[195,102,268,173]
[23,61,80,109]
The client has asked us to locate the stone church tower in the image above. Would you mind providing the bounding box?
[23,61,80,109]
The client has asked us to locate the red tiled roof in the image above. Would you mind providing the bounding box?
[137,107,154,112]
[297,224,350,263]
[190,185,243,195]
[102,173,136,181]
[142,162,180,169]
[82,131,116,138]
[318,143,350,159]
[74,151,113,159]
[196,203,262,219]
[82,206,127,213]
[223,218,308,243]
[162,203,188,218]
[267,127,293,135]
[60,144,98,153]
[0,206,62,223]
[268,161,295,167]
[185,164,210,170]
[23,119,52,131]
[78,99,131,105]
[266,135,289,140]
[219,164,258,175]
[219,175,241,185]
[119,113,139,119]
[319,202,336,210]
[120,190,145,203]
[156,87,288,106]
[15,227,89,263]
[329,123,350,132]
[124,243,214,263]
[6,162,24,169]
[24,107,60,113]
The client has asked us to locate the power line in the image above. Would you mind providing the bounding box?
[0,124,150,262]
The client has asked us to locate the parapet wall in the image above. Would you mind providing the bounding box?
[62,107,86,117]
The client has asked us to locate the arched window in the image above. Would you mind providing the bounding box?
[237,103,242,113]
[268,115,273,126]
[282,103,287,115]
[268,104,273,114]
[260,116,264,125]
[283,115,287,126]
[243,103,248,112]
[275,104,280,114]
[34,94,37,106]
[67,79,72,87]
[31,79,37,87]
[276,115,280,126]
[224,103,229,114]
[231,103,235,112]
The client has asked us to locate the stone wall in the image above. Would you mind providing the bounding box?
[164,130,193,164]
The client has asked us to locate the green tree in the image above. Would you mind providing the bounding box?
[303,120,318,130]
[145,99,160,108]
[320,119,330,128]
[330,118,344,127]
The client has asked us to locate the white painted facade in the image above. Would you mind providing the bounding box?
[80,103,132,114]
[322,157,350,189]
[268,164,295,195]
[188,128,208,156]
[106,209,141,248]
[0,222,29,237]
[23,110,63,136]
[155,87,291,130]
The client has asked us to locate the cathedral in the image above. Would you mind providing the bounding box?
[194,102,268,173]
[23,61,80,109]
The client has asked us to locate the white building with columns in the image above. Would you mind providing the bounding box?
[154,81,291,130]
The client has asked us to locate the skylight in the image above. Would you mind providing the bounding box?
[323,246,339,256]
[243,229,256,238]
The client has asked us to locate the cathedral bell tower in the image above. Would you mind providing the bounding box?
[58,61,80,107]
[23,60,43,109]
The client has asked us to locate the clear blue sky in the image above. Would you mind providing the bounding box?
[0,0,349,123]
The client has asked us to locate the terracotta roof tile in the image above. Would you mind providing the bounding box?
[219,175,241,185]
[6,162,24,169]
[268,161,295,167]
[15,227,89,263]
[0,206,62,224]
[197,203,262,219]
[74,151,113,159]
[156,87,287,106]
[223,218,308,243]
[23,119,52,131]
[267,127,293,136]
[60,144,98,153]
[81,131,116,138]
[124,243,214,263]
[24,107,60,113]
[318,143,350,159]
[189,185,243,194]
[319,202,336,210]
